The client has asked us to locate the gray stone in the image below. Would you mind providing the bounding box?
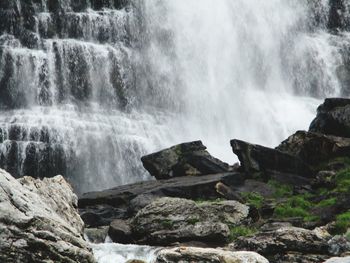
[84,226,109,244]
[233,226,331,257]
[108,219,133,244]
[131,197,250,245]
[156,247,269,263]
[0,169,96,263]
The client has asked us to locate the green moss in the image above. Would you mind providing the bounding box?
[332,168,350,193]
[161,220,174,229]
[289,196,313,210]
[274,204,310,218]
[316,197,337,207]
[187,218,200,225]
[241,192,264,208]
[229,226,257,241]
[268,180,293,198]
[333,211,350,235]
[273,194,315,219]
[304,215,320,222]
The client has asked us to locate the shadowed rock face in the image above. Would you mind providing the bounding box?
[277,130,350,167]
[141,141,231,180]
[230,139,313,178]
[0,169,96,263]
[310,98,350,138]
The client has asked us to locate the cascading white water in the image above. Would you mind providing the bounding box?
[135,0,347,163]
[0,0,349,194]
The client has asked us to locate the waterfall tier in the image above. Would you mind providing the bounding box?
[1,0,350,193]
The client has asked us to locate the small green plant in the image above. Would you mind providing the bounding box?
[229,226,257,241]
[333,211,350,234]
[187,218,200,225]
[274,204,309,218]
[303,215,320,222]
[241,192,264,208]
[316,197,337,207]
[334,168,350,193]
[161,219,174,229]
[288,196,312,210]
[268,180,293,198]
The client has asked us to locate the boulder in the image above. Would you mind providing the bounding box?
[277,130,350,167]
[84,226,109,244]
[155,247,269,263]
[231,139,313,178]
[141,141,230,179]
[233,226,332,257]
[108,219,133,244]
[131,197,250,245]
[79,172,245,227]
[309,98,350,138]
[0,169,96,263]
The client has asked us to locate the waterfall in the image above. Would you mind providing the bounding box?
[0,0,349,193]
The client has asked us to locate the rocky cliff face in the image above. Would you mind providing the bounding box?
[0,169,95,262]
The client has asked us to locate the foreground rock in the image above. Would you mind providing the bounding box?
[131,197,250,245]
[233,226,333,261]
[310,98,350,138]
[141,141,230,179]
[0,169,96,263]
[156,247,268,263]
[325,256,350,263]
[79,172,244,227]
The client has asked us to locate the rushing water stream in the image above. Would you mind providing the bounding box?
[0,0,349,195]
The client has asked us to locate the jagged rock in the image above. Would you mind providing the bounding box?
[131,197,250,245]
[231,139,313,178]
[309,98,350,138]
[277,130,350,168]
[108,219,133,244]
[155,247,269,263]
[0,169,96,263]
[79,172,244,227]
[84,226,109,244]
[233,226,332,258]
[141,141,230,179]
